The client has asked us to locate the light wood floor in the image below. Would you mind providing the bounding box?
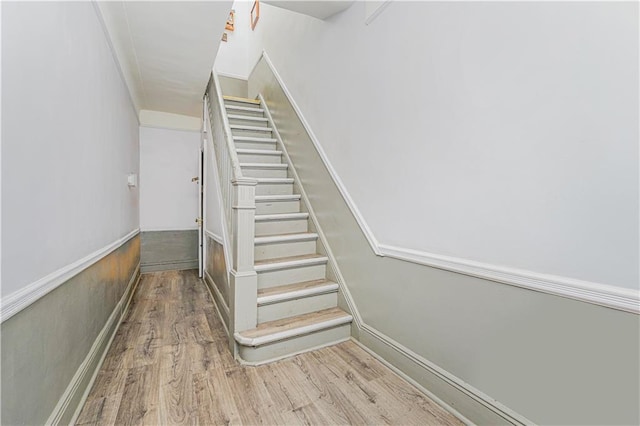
[76,270,462,425]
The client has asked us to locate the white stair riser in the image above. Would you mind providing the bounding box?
[241,168,287,178]
[255,218,308,236]
[225,107,264,117]
[237,153,282,164]
[229,117,269,127]
[256,183,293,196]
[255,200,300,214]
[258,292,338,323]
[237,324,351,365]
[255,240,317,261]
[232,128,273,138]
[234,140,277,150]
[257,264,326,289]
[224,99,260,108]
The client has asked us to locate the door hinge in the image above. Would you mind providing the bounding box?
[195,217,203,225]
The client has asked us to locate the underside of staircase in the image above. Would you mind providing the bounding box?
[221,95,352,364]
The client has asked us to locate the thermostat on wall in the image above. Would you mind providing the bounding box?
[127,173,138,187]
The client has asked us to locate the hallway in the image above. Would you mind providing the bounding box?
[76,270,462,425]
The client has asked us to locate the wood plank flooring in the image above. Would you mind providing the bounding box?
[76,270,462,426]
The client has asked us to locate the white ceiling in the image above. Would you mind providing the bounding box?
[262,1,354,20]
[96,1,233,118]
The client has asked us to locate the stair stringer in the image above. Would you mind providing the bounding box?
[258,94,364,336]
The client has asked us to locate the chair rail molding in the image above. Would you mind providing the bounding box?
[0,229,141,322]
[256,50,640,315]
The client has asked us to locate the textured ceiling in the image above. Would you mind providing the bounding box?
[97,1,233,118]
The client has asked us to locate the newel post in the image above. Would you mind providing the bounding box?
[229,177,258,341]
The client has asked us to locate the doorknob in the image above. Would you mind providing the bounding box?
[192,177,199,182]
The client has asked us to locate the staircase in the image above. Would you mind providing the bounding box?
[220,95,352,364]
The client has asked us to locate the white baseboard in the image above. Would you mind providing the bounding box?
[354,324,533,426]
[256,51,639,315]
[46,263,141,426]
[1,229,140,323]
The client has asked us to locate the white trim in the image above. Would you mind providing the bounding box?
[216,70,249,81]
[47,263,141,426]
[0,229,140,323]
[257,51,640,314]
[234,314,353,347]
[364,0,392,25]
[260,52,382,255]
[380,244,640,314]
[205,229,224,245]
[354,324,532,426]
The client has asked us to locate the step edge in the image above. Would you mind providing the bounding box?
[223,95,261,104]
[240,163,288,169]
[227,114,269,121]
[255,178,294,184]
[234,314,353,347]
[230,124,273,131]
[255,212,309,222]
[255,194,301,201]
[257,282,339,306]
[224,105,265,112]
[254,256,329,272]
[254,232,318,245]
[233,136,277,142]
[236,149,283,155]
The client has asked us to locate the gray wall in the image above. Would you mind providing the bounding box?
[249,58,640,425]
[141,230,198,273]
[1,236,140,425]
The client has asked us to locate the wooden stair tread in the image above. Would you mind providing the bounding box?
[255,232,318,245]
[255,253,326,266]
[237,307,351,342]
[258,279,333,298]
[223,95,261,104]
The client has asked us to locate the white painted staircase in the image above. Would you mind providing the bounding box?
[220,95,352,364]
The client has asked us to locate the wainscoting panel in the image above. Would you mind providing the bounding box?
[141,230,198,273]
[204,234,230,332]
[1,234,140,426]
